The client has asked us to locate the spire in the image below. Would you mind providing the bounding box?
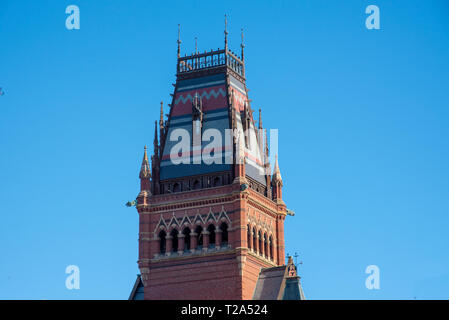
[177,24,181,58]
[159,101,164,129]
[224,14,228,51]
[139,146,151,179]
[258,108,262,129]
[159,101,165,142]
[272,154,282,182]
[272,154,283,202]
[241,28,245,61]
[195,37,198,54]
[153,120,159,158]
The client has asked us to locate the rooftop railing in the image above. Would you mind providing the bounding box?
[177,49,244,77]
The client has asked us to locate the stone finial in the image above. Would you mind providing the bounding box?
[272,154,282,183]
[139,146,151,180]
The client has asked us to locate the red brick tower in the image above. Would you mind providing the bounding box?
[135,23,289,300]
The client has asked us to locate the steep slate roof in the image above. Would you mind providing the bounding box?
[252,257,305,300]
[128,275,144,300]
[156,38,267,187]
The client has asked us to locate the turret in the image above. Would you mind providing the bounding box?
[139,146,151,193]
[272,155,283,201]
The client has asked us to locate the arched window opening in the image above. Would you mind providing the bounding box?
[213,177,221,187]
[258,230,262,256]
[207,224,216,247]
[220,222,228,245]
[159,230,166,254]
[170,229,179,252]
[193,180,200,190]
[173,183,181,193]
[247,225,251,249]
[252,227,257,253]
[195,225,203,248]
[263,233,268,258]
[182,227,191,251]
[269,236,274,261]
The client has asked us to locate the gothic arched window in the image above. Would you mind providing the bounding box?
[159,230,166,254]
[213,177,221,187]
[220,222,228,245]
[252,227,257,253]
[258,230,262,256]
[170,229,179,252]
[182,227,191,251]
[247,224,251,250]
[173,182,181,193]
[193,180,200,190]
[207,224,216,247]
[269,236,274,261]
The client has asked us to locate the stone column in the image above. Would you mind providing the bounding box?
[215,228,222,249]
[255,232,259,254]
[178,234,185,255]
[267,238,271,260]
[260,236,265,257]
[190,232,197,252]
[165,235,173,256]
[202,231,210,251]
[249,230,254,251]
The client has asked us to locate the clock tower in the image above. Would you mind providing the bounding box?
[131,22,302,300]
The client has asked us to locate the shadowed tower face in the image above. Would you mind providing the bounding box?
[135,23,289,300]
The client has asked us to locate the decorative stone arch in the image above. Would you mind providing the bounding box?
[217,206,232,228]
[154,214,168,234]
[168,215,180,232]
[180,212,192,227]
[167,224,180,234]
[206,208,217,224]
[193,211,206,227]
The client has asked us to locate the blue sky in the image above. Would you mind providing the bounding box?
[1,0,448,299]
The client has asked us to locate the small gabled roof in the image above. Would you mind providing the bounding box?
[252,257,305,300]
[252,266,287,300]
[128,275,144,300]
